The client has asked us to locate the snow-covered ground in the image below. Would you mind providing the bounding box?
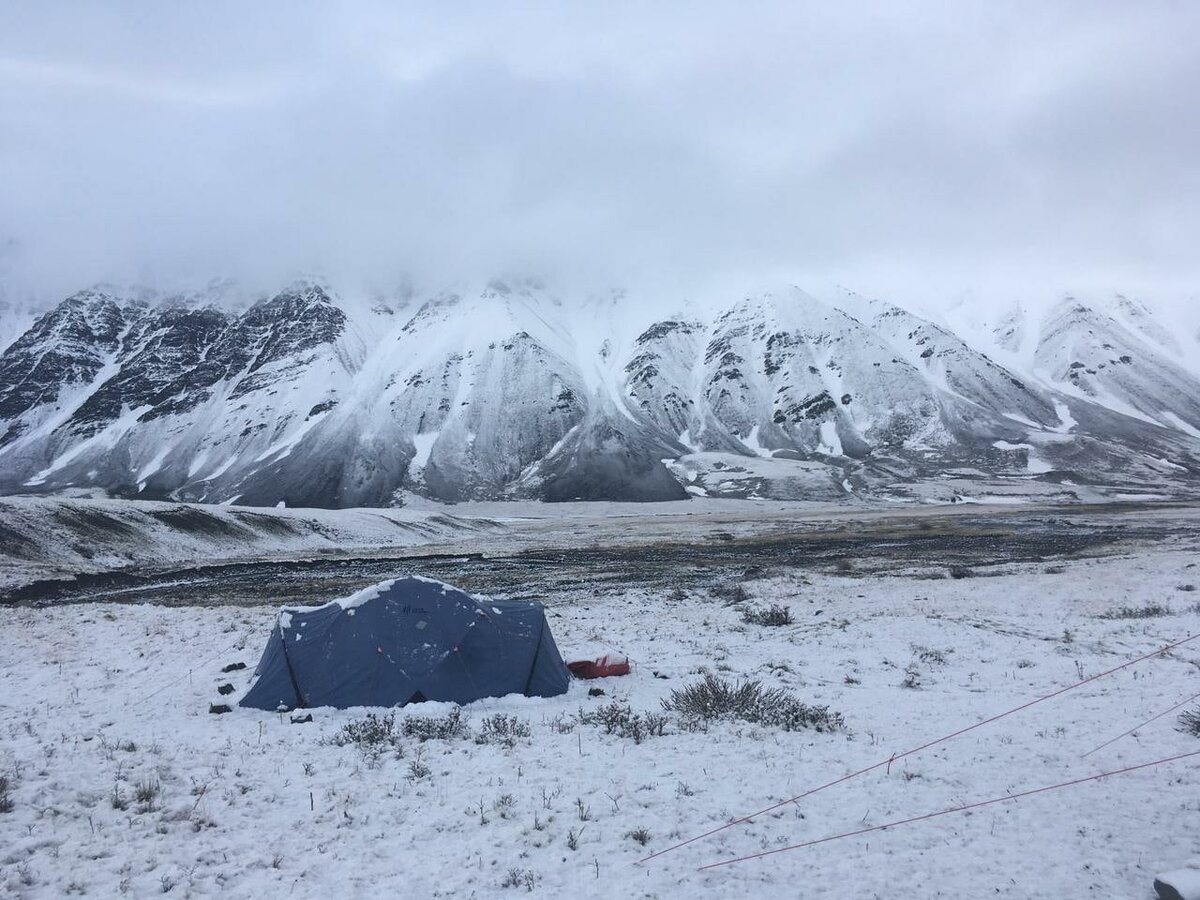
[2,531,1199,897]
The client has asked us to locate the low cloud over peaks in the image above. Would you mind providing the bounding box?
[1,2,1198,311]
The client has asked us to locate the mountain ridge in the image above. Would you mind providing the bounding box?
[1,279,1197,506]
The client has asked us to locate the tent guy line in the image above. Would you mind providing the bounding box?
[696,748,1200,871]
[639,629,1200,864]
[136,637,247,706]
[1080,688,1200,759]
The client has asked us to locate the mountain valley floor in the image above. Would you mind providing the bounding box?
[1,499,1199,897]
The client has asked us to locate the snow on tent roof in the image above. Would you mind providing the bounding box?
[239,576,570,711]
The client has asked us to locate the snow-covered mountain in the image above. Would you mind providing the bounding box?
[0,279,1197,506]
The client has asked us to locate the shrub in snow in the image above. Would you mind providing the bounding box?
[712,582,749,604]
[401,708,470,742]
[1099,603,1172,619]
[741,604,793,626]
[662,674,844,732]
[912,645,949,666]
[476,714,532,748]
[406,751,431,782]
[0,775,13,814]
[577,701,668,743]
[626,827,651,846]
[333,713,398,749]
[134,777,160,812]
[901,664,923,689]
[1179,707,1200,738]
[500,867,537,891]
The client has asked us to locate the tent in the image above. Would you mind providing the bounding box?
[239,576,570,711]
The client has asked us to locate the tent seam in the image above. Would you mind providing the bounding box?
[278,621,306,709]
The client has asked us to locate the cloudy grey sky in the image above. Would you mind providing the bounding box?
[1,2,1197,310]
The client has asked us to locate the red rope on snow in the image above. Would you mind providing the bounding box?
[1081,688,1200,759]
[639,629,1200,864]
[698,748,1200,871]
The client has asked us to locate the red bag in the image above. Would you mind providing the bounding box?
[566,654,631,679]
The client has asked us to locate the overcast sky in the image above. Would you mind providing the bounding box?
[1,2,1198,312]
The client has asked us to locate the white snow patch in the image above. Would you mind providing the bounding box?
[992,441,1053,474]
[203,454,239,482]
[410,431,439,470]
[252,413,325,463]
[740,425,774,458]
[136,445,172,483]
[25,404,154,485]
[818,421,843,456]
[1051,399,1077,433]
[1159,411,1200,439]
[187,450,211,477]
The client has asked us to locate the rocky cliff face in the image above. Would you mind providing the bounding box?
[0,280,1197,505]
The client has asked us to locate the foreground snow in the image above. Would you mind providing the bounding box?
[2,545,1199,897]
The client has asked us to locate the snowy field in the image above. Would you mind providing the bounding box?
[2,516,1200,897]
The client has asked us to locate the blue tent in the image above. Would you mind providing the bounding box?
[239,576,570,711]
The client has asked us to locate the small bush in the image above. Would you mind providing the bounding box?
[134,777,160,811]
[711,583,749,604]
[1179,707,1200,738]
[402,708,470,742]
[626,827,651,846]
[1099,604,1172,620]
[913,645,949,667]
[577,701,667,744]
[335,713,396,748]
[332,713,403,764]
[742,604,792,627]
[0,775,13,814]
[500,867,537,891]
[577,700,631,734]
[476,714,532,748]
[662,674,843,732]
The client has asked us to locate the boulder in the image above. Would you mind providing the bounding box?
[1156,865,1200,900]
